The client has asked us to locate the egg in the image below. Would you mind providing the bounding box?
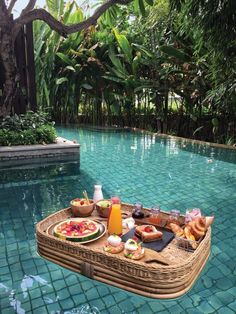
[107,235,122,247]
[124,239,138,251]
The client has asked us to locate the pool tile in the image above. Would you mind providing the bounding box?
[97,285,111,298]
[30,305,48,314]
[197,301,215,313]
[168,304,185,314]
[89,299,106,311]
[214,291,235,305]
[217,308,236,314]
[59,297,75,310]
[81,280,96,292]
[113,291,128,303]
[71,293,87,305]
[1,308,16,314]
[1,129,236,313]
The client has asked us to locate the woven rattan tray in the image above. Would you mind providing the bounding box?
[36,203,211,299]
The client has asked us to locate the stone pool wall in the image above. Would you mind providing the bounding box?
[0,137,80,166]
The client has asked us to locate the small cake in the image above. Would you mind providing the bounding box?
[124,239,144,260]
[103,235,124,254]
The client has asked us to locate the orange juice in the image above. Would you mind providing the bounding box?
[107,204,122,235]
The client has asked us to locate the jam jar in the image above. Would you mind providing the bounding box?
[132,202,144,219]
[168,209,180,226]
[149,206,162,225]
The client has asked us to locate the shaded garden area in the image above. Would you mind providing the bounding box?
[0,0,235,144]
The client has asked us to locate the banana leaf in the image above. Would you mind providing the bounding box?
[108,49,128,77]
[159,45,190,62]
[46,0,64,18]
[145,0,153,5]
[113,29,133,63]
[56,52,74,66]
[56,77,68,85]
[138,0,146,16]
[81,84,93,90]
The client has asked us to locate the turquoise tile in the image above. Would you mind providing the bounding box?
[59,297,75,310]
[71,294,87,305]
[31,297,45,308]
[228,300,236,312]
[217,308,236,314]
[214,291,235,305]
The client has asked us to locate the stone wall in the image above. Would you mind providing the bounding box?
[0,137,80,167]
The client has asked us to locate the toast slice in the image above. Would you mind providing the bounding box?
[135,225,163,242]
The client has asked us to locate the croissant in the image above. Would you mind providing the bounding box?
[188,217,206,240]
[205,216,214,229]
[184,226,197,249]
[169,223,184,237]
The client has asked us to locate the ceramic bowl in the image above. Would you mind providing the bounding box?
[70,198,95,217]
[95,199,112,218]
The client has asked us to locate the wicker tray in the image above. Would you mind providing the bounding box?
[36,203,211,299]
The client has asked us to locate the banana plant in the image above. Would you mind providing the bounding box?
[102,28,153,125]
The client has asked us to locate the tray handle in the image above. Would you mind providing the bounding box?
[81,262,94,279]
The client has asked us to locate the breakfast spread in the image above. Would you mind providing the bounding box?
[124,238,145,260]
[103,235,124,253]
[38,200,214,298]
[135,225,163,242]
[54,219,100,242]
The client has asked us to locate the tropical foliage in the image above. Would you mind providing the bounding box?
[0,111,56,146]
[34,0,236,144]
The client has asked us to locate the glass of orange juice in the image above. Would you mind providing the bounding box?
[110,195,121,204]
[107,203,122,235]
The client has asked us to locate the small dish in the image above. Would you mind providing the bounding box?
[70,198,94,217]
[95,199,112,218]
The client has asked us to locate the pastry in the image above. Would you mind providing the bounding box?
[205,216,214,229]
[124,239,145,260]
[169,223,184,237]
[184,226,197,249]
[103,235,124,254]
[188,217,206,240]
[135,225,163,242]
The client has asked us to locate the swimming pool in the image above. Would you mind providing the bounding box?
[0,126,236,313]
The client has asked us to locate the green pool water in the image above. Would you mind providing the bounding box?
[0,126,236,314]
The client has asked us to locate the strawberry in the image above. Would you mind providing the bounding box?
[144,226,153,233]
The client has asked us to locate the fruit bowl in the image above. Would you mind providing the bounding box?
[70,198,95,217]
[96,199,112,218]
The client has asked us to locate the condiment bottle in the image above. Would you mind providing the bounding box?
[149,206,162,225]
[132,202,144,219]
[93,185,103,202]
[168,209,180,226]
[107,203,122,235]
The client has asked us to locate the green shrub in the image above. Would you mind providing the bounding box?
[0,111,54,131]
[0,112,57,146]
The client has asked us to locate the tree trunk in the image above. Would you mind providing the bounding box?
[0,9,19,117]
